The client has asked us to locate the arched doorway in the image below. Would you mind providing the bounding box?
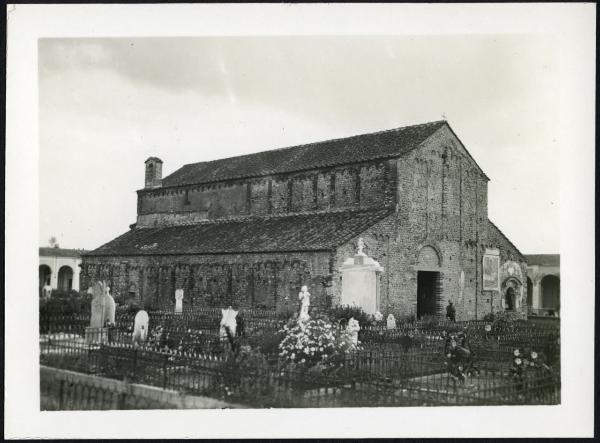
[505,287,516,311]
[526,277,533,308]
[39,265,51,296]
[57,266,74,292]
[541,275,560,315]
[416,245,442,319]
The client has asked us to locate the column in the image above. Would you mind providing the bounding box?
[532,279,542,309]
[73,260,81,292]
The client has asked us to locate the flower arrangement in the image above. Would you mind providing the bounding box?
[510,347,550,382]
[278,317,361,371]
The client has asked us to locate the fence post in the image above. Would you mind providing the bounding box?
[132,349,138,383]
[162,353,168,390]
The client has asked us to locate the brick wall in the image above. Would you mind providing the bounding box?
[329,125,495,321]
[136,160,395,228]
[485,221,528,315]
[81,251,334,312]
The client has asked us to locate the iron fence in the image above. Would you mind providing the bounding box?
[39,337,559,408]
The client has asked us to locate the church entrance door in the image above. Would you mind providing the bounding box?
[417,271,442,319]
[505,287,515,311]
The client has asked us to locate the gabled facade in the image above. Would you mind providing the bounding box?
[82,121,526,320]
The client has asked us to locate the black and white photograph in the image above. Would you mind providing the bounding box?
[5,3,595,439]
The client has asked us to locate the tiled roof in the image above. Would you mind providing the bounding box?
[525,254,560,267]
[161,121,447,188]
[39,247,88,258]
[86,209,393,256]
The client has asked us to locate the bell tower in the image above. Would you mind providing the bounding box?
[144,157,163,189]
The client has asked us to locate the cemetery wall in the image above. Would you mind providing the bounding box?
[40,365,243,410]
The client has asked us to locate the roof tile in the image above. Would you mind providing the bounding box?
[161,121,446,187]
[86,209,392,256]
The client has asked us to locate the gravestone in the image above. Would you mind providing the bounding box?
[86,281,110,343]
[386,314,397,330]
[219,307,238,339]
[347,317,360,345]
[89,281,106,328]
[133,310,149,346]
[175,289,184,314]
[340,238,384,314]
[104,284,116,326]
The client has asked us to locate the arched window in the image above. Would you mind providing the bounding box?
[417,245,441,268]
[541,275,560,313]
[526,277,533,307]
[57,266,74,292]
[39,265,51,295]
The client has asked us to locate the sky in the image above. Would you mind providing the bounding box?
[39,35,560,253]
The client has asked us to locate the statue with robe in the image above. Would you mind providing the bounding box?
[298,285,311,324]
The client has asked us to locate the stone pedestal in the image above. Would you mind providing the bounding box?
[85,327,109,344]
[340,253,384,314]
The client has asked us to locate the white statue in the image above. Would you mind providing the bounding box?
[346,317,360,345]
[374,311,383,322]
[356,238,366,256]
[103,283,116,326]
[41,282,53,301]
[220,306,238,339]
[175,289,184,314]
[133,310,149,346]
[90,280,116,328]
[298,285,311,324]
[386,313,397,330]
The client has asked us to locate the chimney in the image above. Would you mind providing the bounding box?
[144,157,163,189]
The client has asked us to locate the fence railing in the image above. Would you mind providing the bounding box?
[40,337,560,408]
[40,312,560,368]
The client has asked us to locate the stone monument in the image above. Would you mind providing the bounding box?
[386,313,397,330]
[298,285,311,325]
[340,238,384,314]
[104,284,116,326]
[86,281,113,343]
[175,289,184,314]
[41,283,53,301]
[219,307,238,339]
[133,310,149,346]
[346,317,360,345]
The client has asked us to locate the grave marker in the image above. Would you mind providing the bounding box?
[133,310,150,346]
[175,289,184,314]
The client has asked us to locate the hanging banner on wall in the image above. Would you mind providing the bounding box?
[482,250,500,291]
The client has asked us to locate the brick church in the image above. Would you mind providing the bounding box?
[81,121,527,320]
